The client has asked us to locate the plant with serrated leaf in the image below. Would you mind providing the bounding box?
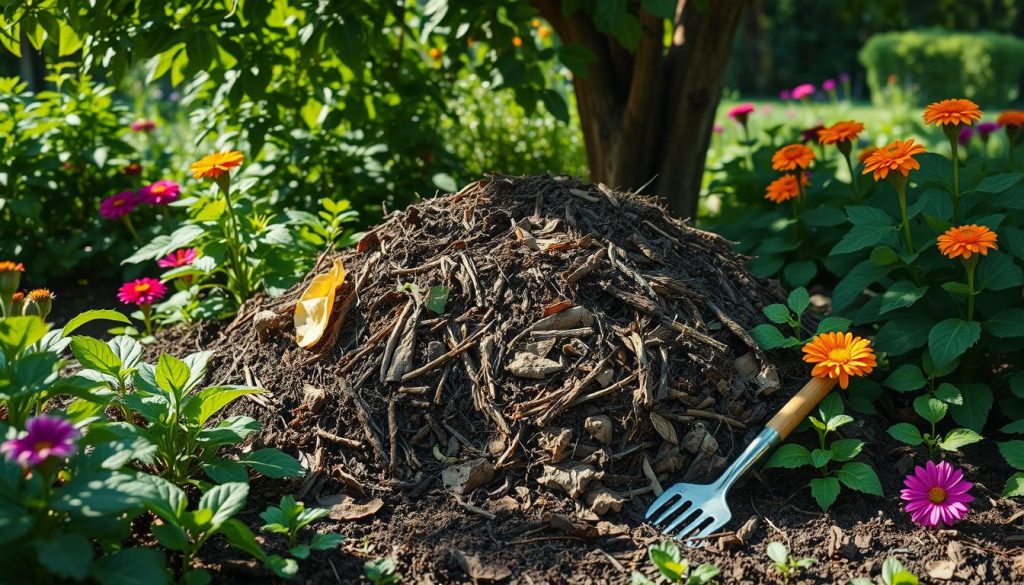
[261,495,344,557]
[766,542,815,584]
[850,557,919,585]
[750,287,853,351]
[765,392,883,511]
[630,541,719,585]
[364,557,403,584]
[118,351,304,485]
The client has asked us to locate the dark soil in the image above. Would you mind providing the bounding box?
[150,175,1024,584]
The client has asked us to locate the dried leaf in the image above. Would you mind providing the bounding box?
[650,412,678,445]
[294,260,347,348]
[328,496,383,521]
[450,549,511,582]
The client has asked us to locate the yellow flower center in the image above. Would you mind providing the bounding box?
[152,185,167,194]
[928,487,947,504]
[34,441,53,451]
[827,348,851,363]
[135,283,151,293]
[114,199,126,206]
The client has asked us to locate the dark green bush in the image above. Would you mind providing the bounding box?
[859,29,1024,106]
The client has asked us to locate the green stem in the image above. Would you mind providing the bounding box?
[215,175,251,301]
[141,303,153,337]
[965,257,977,321]
[842,150,859,200]
[895,180,914,253]
[950,136,961,223]
[121,215,143,244]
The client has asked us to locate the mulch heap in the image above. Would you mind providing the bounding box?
[200,174,811,581]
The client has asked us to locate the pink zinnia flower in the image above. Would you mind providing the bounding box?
[822,79,837,92]
[901,461,973,529]
[1,415,79,466]
[99,191,139,219]
[118,278,167,306]
[158,248,197,268]
[130,119,156,132]
[728,103,755,119]
[792,83,816,100]
[139,180,181,205]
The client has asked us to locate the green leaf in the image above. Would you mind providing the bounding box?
[983,309,1024,338]
[874,311,932,356]
[887,423,924,446]
[220,518,268,562]
[870,246,900,266]
[809,477,841,511]
[242,448,305,478]
[539,90,569,123]
[1003,472,1024,497]
[826,414,854,431]
[195,199,227,222]
[749,324,789,350]
[203,459,249,484]
[1003,419,1024,434]
[182,386,263,425]
[764,444,811,469]
[971,172,1022,194]
[977,254,1024,291]
[810,449,833,468]
[803,206,847,227]
[884,364,926,392]
[310,533,345,550]
[641,0,676,19]
[927,319,981,369]
[999,440,1024,470]
[830,438,864,462]
[198,482,249,530]
[830,225,898,255]
[832,260,890,312]
[950,383,992,432]
[89,548,170,585]
[763,304,792,324]
[0,316,49,359]
[934,382,963,405]
[835,462,882,496]
[816,316,851,334]
[152,522,189,551]
[648,541,685,581]
[425,286,450,315]
[766,542,788,565]
[33,533,93,580]
[155,354,191,394]
[938,428,983,451]
[913,395,947,424]
[941,282,970,295]
[784,260,817,287]
[880,281,928,314]
[846,206,894,227]
[71,336,122,377]
[62,309,131,336]
[787,288,810,316]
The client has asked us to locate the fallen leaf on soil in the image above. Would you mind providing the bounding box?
[538,428,573,463]
[532,306,594,331]
[585,487,624,515]
[442,458,495,494]
[328,496,383,521]
[650,412,678,445]
[926,560,955,581]
[505,352,562,379]
[450,549,511,582]
[294,259,347,348]
[545,513,599,538]
[584,415,613,445]
[537,463,603,498]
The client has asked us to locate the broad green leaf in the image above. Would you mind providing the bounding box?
[971,172,1022,194]
[182,386,263,425]
[927,319,980,369]
[62,309,131,336]
[830,438,864,462]
[888,423,924,446]
[816,316,851,334]
[763,304,791,324]
[152,523,189,551]
[784,260,817,287]
[220,518,268,562]
[425,286,450,315]
[1003,472,1024,497]
[874,311,932,356]
[89,548,170,585]
[764,444,811,469]
[999,440,1024,470]
[846,206,894,227]
[310,533,344,550]
[835,462,882,495]
[766,542,788,565]
[977,254,1024,291]
[203,459,249,484]
[242,449,305,478]
[809,477,840,511]
[880,281,928,314]
[832,260,891,312]
[749,324,789,350]
[787,287,810,316]
[802,206,847,227]
[155,354,190,394]
[71,336,122,377]
[810,448,833,468]
[869,246,900,266]
[33,533,93,580]
[934,382,963,405]
[884,364,926,392]
[950,383,992,432]
[983,309,1024,338]
[0,316,49,358]
[198,482,249,530]
[938,428,983,451]
[830,225,898,255]
[826,414,854,431]
[913,395,947,424]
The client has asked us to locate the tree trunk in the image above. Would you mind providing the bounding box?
[533,0,748,220]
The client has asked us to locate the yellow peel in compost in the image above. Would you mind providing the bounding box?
[294,260,347,348]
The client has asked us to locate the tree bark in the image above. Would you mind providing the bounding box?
[533,0,748,220]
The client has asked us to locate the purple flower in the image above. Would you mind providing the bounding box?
[1,415,79,467]
[779,90,792,101]
[977,122,1001,139]
[138,180,181,205]
[839,72,851,83]
[958,126,974,146]
[900,461,973,529]
[801,125,825,143]
[791,83,816,100]
[822,79,837,92]
[100,191,140,220]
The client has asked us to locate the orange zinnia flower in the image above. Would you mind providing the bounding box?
[771,144,814,172]
[512,36,523,47]
[922,99,982,127]
[802,332,876,389]
[862,139,926,181]
[817,120,864,145]
[857,146,876,163]
[190,151,245,180]
[764,174,808,204]
[0,261,24,274]
[428,47,442,61]
[937,225,998,260]
[997,110,1024,126]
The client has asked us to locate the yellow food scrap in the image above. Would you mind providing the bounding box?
[294,260,347,348]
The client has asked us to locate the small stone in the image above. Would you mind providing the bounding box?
[506,352,562,379]
[538,428,573,463]
[442,458,495,494]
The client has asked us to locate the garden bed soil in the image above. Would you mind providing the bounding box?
[151,175,1023,583]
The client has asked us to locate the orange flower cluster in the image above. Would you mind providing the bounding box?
[802,332,877,389]
[0,261,24,274]
[817,121,864,145]
[937,225,998,260]
[922,99,982,127]
[862,139,926,181]
[190,151,244,180]
[765,174,808,204]
[998,111,1024,127]
[771,144,814,172]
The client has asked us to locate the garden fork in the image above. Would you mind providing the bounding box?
[645,377,837,542]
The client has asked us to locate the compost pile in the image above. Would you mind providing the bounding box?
[206,175,803,536]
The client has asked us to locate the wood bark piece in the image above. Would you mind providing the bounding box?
[505,352,563,380]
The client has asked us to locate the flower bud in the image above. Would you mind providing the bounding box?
[23,289,54,321]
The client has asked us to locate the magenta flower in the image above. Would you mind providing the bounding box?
[801,125,825,143]
[99,191,139,219]
[727,103,755,126]
[958,126,974,147]
[901,461,973,529]
[977,122,1000,141]
[1,415,79,466]
[139,180,181,205]
[158,248,197,269]
[118,278,168,306]
[130,119,156,132]
[822,79,837,92]
[779,90,791,101]
[792,83,816,100]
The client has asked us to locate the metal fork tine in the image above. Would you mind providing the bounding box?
[664,508,702,535]
[651,497,692,527]
[644,488,683,520]
[674,512,708,540]
[687,518,724,543]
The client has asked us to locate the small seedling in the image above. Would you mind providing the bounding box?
[749,287,852,351]
[364,557,402,584]
[766,542,815,583]
[849,557,919,585]
[630,541,720,584]
[260,495,344,557]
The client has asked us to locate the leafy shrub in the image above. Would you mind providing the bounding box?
[859,30,1024,106]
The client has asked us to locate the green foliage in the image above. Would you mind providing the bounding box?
[860,29,1024,106]
[364,557,403,585]
[850,557,920,585]
[630,541,720,585]
[765,542,815,583]
[764,393,882,511]
[260,495,343,556]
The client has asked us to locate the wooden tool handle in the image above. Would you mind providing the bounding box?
[765,377,838,440]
